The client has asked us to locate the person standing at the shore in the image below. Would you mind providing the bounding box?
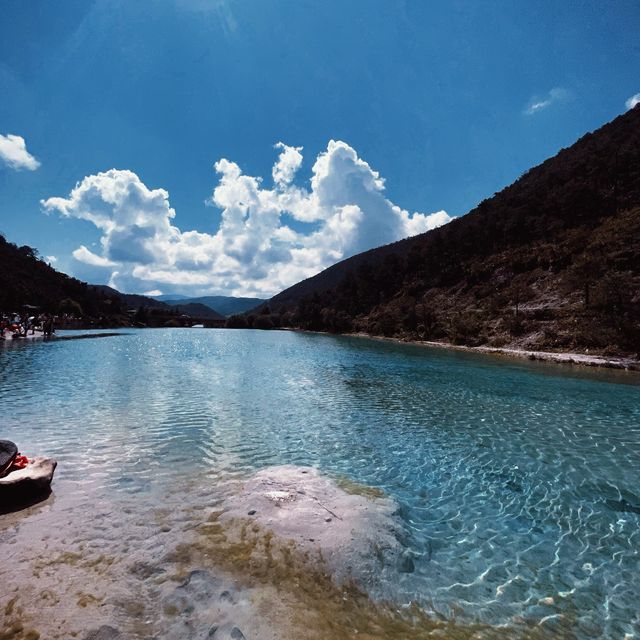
[43,314,54,338]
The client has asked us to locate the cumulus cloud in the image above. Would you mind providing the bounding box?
[0,134,40,171]
[45,255,58,264]
[72,245,119,268]
[42,141,451,297]
[524,87,569,116]
[626,93,640,110]
[272,142,303,187]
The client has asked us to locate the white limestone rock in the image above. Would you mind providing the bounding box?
[220,465,402,584]
[0,456,57,503]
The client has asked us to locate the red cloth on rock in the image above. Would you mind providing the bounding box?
[7,454,29,472]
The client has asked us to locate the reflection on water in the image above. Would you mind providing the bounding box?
[1,329,639,638]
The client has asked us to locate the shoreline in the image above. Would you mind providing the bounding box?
[0,329,126,345]
[290,329,640,372]
[354,333,640,371]
[4,325,639,373]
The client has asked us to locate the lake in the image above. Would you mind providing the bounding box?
[1,329,639,639]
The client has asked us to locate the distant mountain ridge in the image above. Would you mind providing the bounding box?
[89,285,171,311]
[153,294,189,301]
[154,295,265,317]
[90,286,224,320]
[0,246,225,326]
[266,105,640,355]
[0,240,241,324]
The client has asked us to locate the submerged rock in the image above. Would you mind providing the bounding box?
[397,551,416,573]
[219,465,402,585]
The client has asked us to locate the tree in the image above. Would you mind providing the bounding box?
[134,306,149,324]
[567,253,602,308]
[253,315,274,330]
[225,314,248,328]
[58,298,84,316]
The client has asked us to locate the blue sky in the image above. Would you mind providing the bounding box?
[1,0,639,296]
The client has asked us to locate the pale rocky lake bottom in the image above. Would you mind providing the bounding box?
[1,329,639,639]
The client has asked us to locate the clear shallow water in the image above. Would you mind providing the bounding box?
[1,329,639,638]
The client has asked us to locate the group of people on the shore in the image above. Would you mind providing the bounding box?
[0,312,55,340]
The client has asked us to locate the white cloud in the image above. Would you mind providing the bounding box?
[626,93,640,110]
[272,142,303,187]
[524,87,569,116]
[45,255,58,264]
[0,134,40,171]
[72,245,119,268]
[144,289,163,296]
[42,141,452,297]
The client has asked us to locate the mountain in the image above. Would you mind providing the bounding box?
[161,302,223,320]
[153,294,189,301]
[90,286,224,320]
[266,106,640,355]
[0,238,113,316]
[160,295,265,317]
[89,285,171,311]
[0,245,224,327]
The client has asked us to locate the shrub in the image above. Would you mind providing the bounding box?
[225,314,248,329]
[253,315,275,330]
[58,298,84,316]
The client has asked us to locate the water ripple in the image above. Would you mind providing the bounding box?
[1,329,639,638]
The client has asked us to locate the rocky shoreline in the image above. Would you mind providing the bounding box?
[342,332,640,373]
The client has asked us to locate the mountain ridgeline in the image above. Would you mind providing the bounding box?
[155,295,265,317]
[0,239,102,315]
[0,246,225,327]
[264,106,640,354]
[0,239,258,327]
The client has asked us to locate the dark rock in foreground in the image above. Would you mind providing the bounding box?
[0,439,18,476]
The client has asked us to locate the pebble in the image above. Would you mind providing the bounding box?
[397,552,415,574]
[220,589,235,603]
[211,624,246,639]
[83,626,122,640]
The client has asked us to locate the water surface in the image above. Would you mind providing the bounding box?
[1,329,639,638]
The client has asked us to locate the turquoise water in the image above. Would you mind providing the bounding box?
[1,329,639,637]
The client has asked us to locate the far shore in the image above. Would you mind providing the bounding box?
[283,328,640,373]
[0,329,126,344]
[345,332,640,372]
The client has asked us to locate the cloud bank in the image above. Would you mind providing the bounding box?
[0,134,40,171]
[42,141,451,297]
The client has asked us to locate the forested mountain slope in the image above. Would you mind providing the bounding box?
[266,106,640,354]
[0,243,223,326]
[0,238,106,315]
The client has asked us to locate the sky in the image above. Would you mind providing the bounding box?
[1,0,639,297]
